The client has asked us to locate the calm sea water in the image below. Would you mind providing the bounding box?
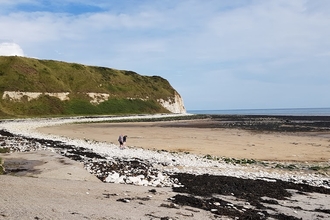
[187,108,330,116]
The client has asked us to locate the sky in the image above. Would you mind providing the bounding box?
[0,0,330,110]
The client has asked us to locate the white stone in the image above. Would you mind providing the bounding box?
[139,180,149,186]
[105,172,120,183]
[172,184,184,188]
[136,174,145,180]
[151,180,161,187]
[115,175,126,184]
[127,176,141,185]
[157,172,165,181]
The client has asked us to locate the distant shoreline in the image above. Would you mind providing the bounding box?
[188,107,330,116]
[179,114,330,132]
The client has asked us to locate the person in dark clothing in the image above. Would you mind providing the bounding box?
[118,134,124,149]
[123,135,127,147]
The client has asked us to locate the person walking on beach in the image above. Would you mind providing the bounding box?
[118,134,124,149]
[123,135,127,147]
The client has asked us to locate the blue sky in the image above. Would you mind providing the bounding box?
[1,0,330,110]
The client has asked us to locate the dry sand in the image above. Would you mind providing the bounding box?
[1,150,213,220]
[38,120,330,162]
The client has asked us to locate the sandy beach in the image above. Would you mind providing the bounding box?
[38,119,330,162]
[1,115,330,219]
[1,150,212,220]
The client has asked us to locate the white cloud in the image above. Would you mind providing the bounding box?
[0,42,24,56]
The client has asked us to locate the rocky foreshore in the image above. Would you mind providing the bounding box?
[1,114,330,219]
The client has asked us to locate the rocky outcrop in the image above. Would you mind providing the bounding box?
[157,91,186,114]
[2,91,187,114]
[2,91,70,101]
[86,93,110,104]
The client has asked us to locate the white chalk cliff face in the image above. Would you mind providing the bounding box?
[157,91,186,114]
[2,91,187,114]
[2,91,70,101]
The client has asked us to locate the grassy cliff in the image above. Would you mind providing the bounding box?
[0,56,178,118]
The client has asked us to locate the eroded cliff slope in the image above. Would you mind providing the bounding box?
[0,56,186,117]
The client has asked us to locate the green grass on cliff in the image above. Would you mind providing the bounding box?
[0,56,174,98]
[0,56,176,117]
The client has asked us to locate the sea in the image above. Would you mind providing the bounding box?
[187,108,330,116]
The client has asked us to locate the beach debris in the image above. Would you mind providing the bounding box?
[145,213,173,220]
[176,212,194,217]
[184,208,200,213]
[148,189,157,194]
[116,198,130,203]
[160,203,179,209]
[136,196,151,201]
[102,193,119,198]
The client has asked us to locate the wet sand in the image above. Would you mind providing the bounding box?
[38,118,330,162]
